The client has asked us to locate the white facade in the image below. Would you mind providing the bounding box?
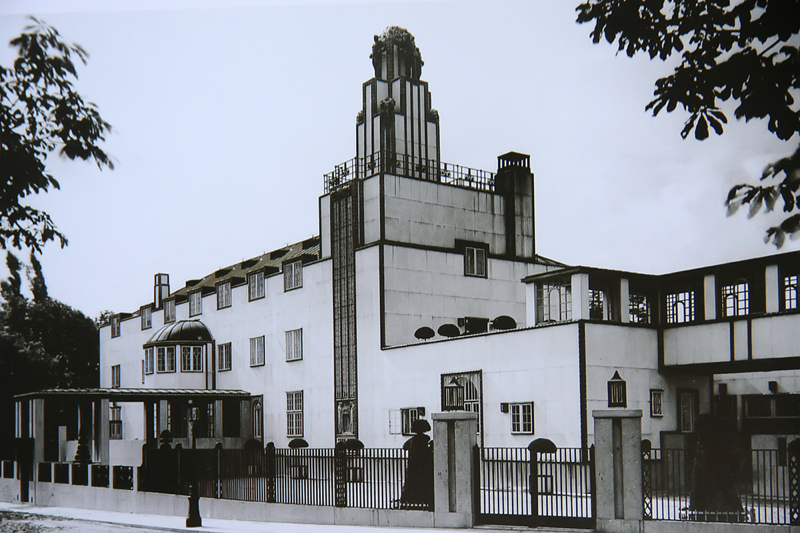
[94,26,800,463]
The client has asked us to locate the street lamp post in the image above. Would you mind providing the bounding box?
[186,401,202,528]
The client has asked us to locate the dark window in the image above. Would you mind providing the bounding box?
[110,316,121,338]
[607,371,627,407]
[222,400,241,438]
[464,245,487,277]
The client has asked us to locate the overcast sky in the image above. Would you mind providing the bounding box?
[0,0,796,319]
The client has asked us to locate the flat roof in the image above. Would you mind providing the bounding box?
[15,388,251,401]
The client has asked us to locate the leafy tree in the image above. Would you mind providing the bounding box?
[0,251,98,455]
[576,0,800,246]
[0,17,113,253]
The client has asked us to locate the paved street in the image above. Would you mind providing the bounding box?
[0,503,589,533]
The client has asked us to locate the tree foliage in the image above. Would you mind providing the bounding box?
[576,0,800,246]
[0,251,99,453]
[0,17,113,253]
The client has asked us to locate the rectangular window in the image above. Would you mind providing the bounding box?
[589,289,605,320]
[205,402,215,438]
[181,346,203,372]
[784,275,798,310]
[249,271,265,301]
[217,282,231,309]
[629,293,650,324]
[164,300,176,323]
[285,329,303,361]
[608,372,627,408]
[650,389,664,417]
[144,348,154,375]
[464,245,487,278]
[666,290,695,323]
[250,336,265,367]
[218,342,232,371]
[284,260,303,291]
[402,407,420,435]
[141,306,152,330]
[536,277,572,323]
[511,402,534,434]
[189,291,202,316]
[287,391,303,437]
[109,405,122,440]
[165,346,176,372]
[721,281,749,317]
[111,364,121,388]
[111,316,121,338]
[157,347,166,373]
[678,389,698,432]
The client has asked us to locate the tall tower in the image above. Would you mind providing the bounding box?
[356,27,441,179]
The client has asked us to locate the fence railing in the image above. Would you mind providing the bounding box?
[642,446,797,525]
[476,445,594,528]
[323,152,496,194]
[138,445,426,511]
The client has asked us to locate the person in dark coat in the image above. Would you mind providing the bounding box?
[399,418,433,509]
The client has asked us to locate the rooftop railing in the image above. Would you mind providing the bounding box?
[324,152,495,194]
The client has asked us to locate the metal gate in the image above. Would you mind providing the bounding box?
[476,440,595,529]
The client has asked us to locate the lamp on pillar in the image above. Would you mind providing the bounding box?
[186,400,202,528]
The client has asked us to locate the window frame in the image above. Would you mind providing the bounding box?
[720,280,750,317]
[218,342,232,372]
[217,281,232,310]
[144,347,154,375]
[510,402,534,434]
[284,260,303,291]
[164,299,176,323]
[188,291,203,317]
[110,316,121,338]
[285,328,303,362]
[783,274,798,311]
[535,277,572,323]
[286,390,304,437]
[180,345,204,372]
[140,306,152,330]
[111,364,121,388]
[464,245,488,278]
[157,346,176,373]
[248,270,265,301]
[666,290,696,324]
[250,335,265,367]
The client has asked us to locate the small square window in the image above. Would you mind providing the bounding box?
[510,402,534,434]
[250,336,265,367]
[285,329,303,361]
[111,364,121,388]
[164,300,176,323]
[284,260,303,291]
[650,389,664,417]
[140,306,152,330]
[464,245,487,278]
[249,271,265,301]
[218,342,232,371]
[189,291,202,316]
[110,316,121,338]
[217,282,231,309]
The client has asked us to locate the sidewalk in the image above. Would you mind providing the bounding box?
[0,502,575,533]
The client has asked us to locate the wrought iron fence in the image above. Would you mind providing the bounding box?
[477,445,594,528]
[138,445,424,511]
[324,152,495,194]
[642,446,798,525]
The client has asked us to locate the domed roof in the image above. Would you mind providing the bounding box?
[143,320,213,348]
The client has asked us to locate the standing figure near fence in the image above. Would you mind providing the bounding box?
[689,414,745,522]
[399,418,433,509]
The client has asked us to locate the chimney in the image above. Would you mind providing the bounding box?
[495,152,535,259]
[154,273,170,310]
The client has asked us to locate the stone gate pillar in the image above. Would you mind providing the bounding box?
[593,409,642,532]
[432,412,477,528]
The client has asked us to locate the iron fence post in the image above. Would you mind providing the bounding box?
[334,444,347,507]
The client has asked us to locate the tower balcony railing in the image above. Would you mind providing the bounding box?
[324,152,495,194]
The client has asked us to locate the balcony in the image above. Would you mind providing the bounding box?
[324,151,495,194]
